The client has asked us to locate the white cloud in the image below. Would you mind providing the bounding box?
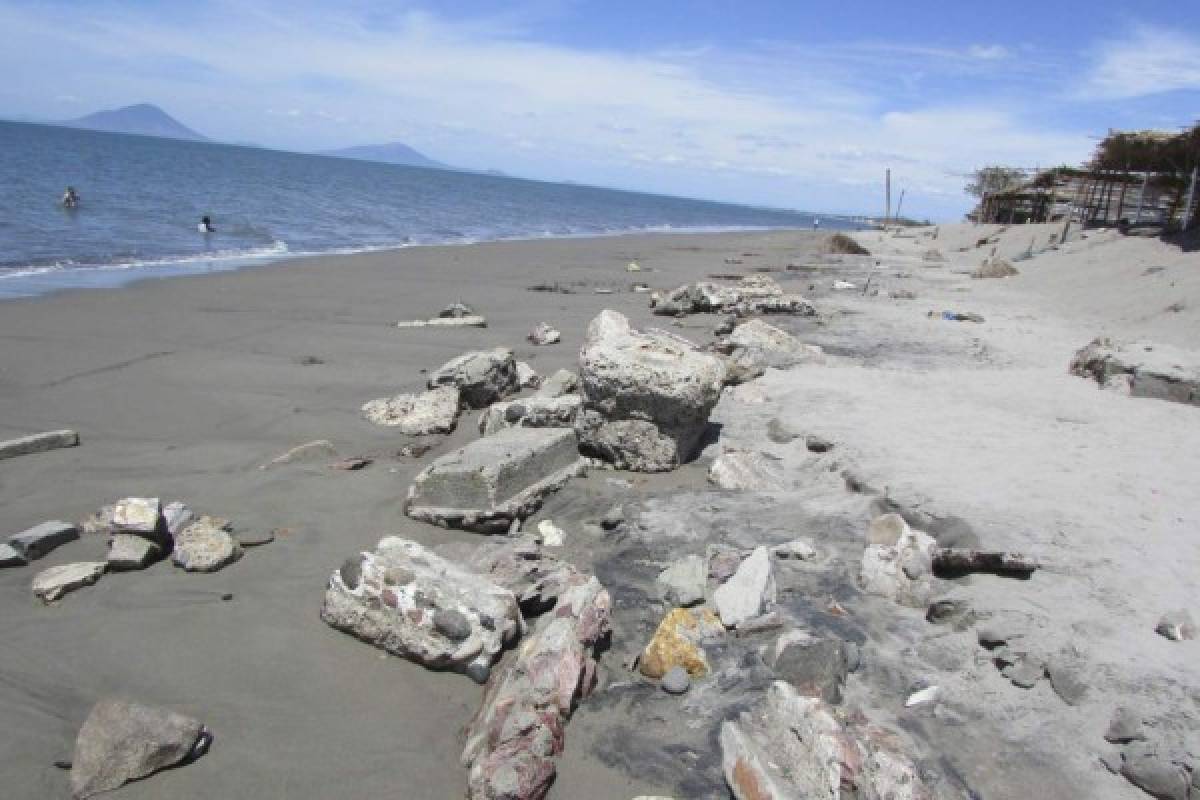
[967,44,1010,60]
[1082,27,1200,99]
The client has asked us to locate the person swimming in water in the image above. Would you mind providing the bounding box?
[61,186,79,209]
[198,215,215,233]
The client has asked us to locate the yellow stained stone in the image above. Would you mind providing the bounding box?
[639,607,723,679]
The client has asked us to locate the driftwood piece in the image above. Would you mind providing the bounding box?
[932,548,1039,579]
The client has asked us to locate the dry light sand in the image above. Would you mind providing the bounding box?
[0,224,1196,799]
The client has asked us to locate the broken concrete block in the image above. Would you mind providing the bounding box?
[427,348,519,408]
[32,562,106,603]
[0,429,79,461]
[107,535,162,571]
[70,698,209,799]
[322,537,524,683]
[8,520,80,560]
[361,386,462,434]
[111,498,163,538]
[406,427,585,532]
[477,394,582,436]
[0,543,27,568]
[713,546,776,628]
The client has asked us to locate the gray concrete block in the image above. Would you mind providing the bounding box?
[406,427,584,532]
[0,429,79,461]
[9,520,80,560]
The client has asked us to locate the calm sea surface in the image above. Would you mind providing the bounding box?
[0,120,847,298]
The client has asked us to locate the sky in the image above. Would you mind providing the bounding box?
[2,0,1198,220]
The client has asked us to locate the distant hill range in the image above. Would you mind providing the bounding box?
[63,103,208,141]
[319,141,445,170]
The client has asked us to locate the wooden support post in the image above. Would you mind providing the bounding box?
[1182,166,1199,231]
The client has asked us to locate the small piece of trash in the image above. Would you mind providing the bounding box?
[905,686,939,707]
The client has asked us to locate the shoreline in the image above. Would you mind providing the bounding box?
[1,223,1197,799]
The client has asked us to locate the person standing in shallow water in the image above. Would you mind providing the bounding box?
[198,215,215,233]
[61,186,79,208]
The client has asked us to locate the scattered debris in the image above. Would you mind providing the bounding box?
[1155,610,1196,641]
[527,322,562,345]
[930,310,986,323]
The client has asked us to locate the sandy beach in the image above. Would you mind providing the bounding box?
[2,225,1198,799]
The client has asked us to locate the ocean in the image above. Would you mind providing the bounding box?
[0,120,845,298]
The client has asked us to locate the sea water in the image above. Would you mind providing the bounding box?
[0,120,844,298]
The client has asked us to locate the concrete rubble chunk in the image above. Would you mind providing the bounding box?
[322,537,523,682]
[713,546,776,628]
[651,275,813,318]
[527,322,562,345]
[107,534,162,571]
[721,681,930,800]
[111,497,163,538]
[577,310,726,472]
[32,562,106,603]
[708,450,787,491]
[767,630,849,704]
[640,607,725,679]
[0,429,79,461]
[406,427,586,532]
[536,369,579,398]
[1155,609,1197,641]
[462,573,611,800]
[716,319,819,373]
[397,315,488,328]
[79,505,117,536]
[163,502,194,540]
[171,517,243,572]
[516,361,541,389]
[440,301,476,318]
[8,520,80,560]
[456,535,580,616]
[428,347,519,409]
[478,395,582,436]
[1070,337,1200,406]
[860,515,937,608]
[655,555,707,607]
[362,386,462,434]
[972,258,1019,279]
[0,543,26,568]
[70,698,209,800]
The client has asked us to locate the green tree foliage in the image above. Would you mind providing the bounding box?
[965,166,1027,198]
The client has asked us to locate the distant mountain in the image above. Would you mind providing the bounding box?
[319,141,445,169]
[64,103,208,141]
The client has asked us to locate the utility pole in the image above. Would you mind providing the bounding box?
[885,168,891,229]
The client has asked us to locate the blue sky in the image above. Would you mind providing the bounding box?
[2,1,1198,219]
